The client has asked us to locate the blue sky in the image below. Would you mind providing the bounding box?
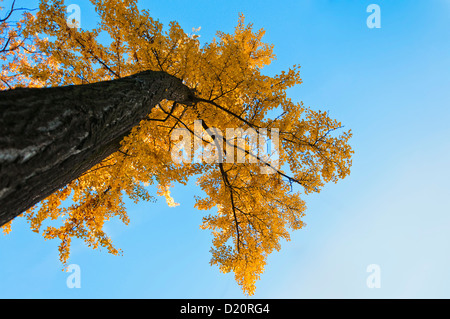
[1,0,450,298]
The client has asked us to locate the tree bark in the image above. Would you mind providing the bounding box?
[0,70,195,226]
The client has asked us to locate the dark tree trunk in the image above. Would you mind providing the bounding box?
[0,70,194,226]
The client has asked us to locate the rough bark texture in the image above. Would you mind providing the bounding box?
[0,70,195,227]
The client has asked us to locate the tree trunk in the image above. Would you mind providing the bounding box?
[0,70,195,227]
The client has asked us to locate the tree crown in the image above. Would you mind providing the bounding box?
[0,0,353,296]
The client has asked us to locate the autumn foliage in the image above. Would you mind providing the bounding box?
[0,0,353,295]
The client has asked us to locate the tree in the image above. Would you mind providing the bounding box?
[0,70,194,226]
[0,0,353,296]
